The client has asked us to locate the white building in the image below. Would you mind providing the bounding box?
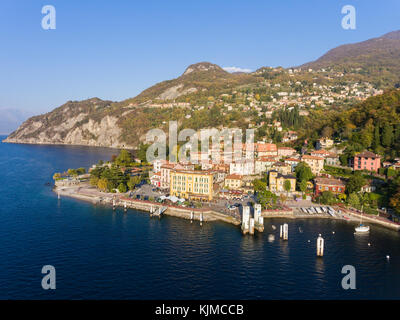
[229,160,255,176]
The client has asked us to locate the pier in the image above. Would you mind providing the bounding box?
[241,204,265,235]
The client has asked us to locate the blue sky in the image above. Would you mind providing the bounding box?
[0,0,399,119]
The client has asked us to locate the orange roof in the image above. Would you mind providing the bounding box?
[256,143,277,152]
[278,147,295,150]
[257,156,278,162]
[312,149,329,154]
[314,177,345,187]
[302,155,324,161]
[285,157,300,162]
[226,174,243,180]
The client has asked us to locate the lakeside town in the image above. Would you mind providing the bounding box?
[53,134,400,232]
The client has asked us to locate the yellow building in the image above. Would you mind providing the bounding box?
[170,169,214,201]
[269,170,296,193]
[224,174,243,190]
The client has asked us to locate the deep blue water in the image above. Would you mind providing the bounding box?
[0,137,399,299]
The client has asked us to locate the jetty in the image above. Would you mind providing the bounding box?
[54,183,400,232]
[150,206,167,218]
[241,204,264,235]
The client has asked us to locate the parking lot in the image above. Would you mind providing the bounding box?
[128,184,257,220]
[129,184,165,201]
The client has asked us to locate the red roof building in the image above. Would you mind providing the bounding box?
[314,177,346,196]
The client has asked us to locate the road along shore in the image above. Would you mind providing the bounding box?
[54,185,400,232]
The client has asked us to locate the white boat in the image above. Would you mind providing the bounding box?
[355,208,370,233]
[355,224,370,233]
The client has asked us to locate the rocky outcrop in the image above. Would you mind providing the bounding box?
[3,114,128,148]
[3,98,133,148]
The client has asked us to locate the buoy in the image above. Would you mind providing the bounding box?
[268,234,275,242]
[308,240,310,243]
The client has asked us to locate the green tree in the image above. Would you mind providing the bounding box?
[348,193,360,208]
[90,176,99,186]
[115,149,132,167]
[284,180,292,195]
[359,193,369,213]
[67,168,78,176]
[53,173,61,181]
[118,183,127,193]
[299,180,308,195]
[372,124,381,151]
[346,173,366,195]
[382,124,393,148]
[389,186,400,214]
[253,179,267,193]
[295,162,313,182]
[97,178,108,192]
[76,167,86,175]
[127,175,141,190]
[319,191,336,205]
[137,143,150,162]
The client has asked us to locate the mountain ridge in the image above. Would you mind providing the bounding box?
[5,30,400,148]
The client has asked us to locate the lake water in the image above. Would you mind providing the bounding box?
[0,137,399,299]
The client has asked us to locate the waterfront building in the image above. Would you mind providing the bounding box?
[160,162,195,189]
[150,172,161,188]
[153,159,168,173]
[314,177,345,196]
[170,169,214,201]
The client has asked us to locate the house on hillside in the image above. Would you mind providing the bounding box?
[351,150,381,172]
